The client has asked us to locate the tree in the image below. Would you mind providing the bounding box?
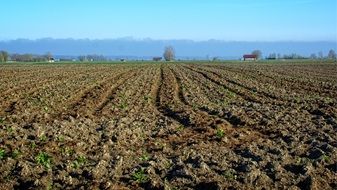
[318,51,324,59]
[251,50,262,60]
[310,53,317,59]
[163,46,175,61]
[267,53,276,59]
[22,54,33,62]
[328,49,336,60]
[0,50,9,62]
[212,57,219,62]
[45,52,53,61]
[78,55,87,62]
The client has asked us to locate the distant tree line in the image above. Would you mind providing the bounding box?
[264,49,336,60]
[0,50,110,62]
[0,51,53,62]
[0,48,336,63]
[10,53,53,62]
[78,54,107,62]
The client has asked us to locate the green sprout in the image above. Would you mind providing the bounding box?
[39,135,47,142]
[0,149,6,159]
[223,170,237,180]
[56,135,65,142]
[118,94,128,110]
[176,125,184,132]
[320,154,330,162]
[72,155,87,169]
[30,142,37,149]
[132,168,148,183]
[35,152,52,169]
[6,127,13,133]
[215,128,225,139]
[140,153,150,162]
[11,149,21,159]
[60,146,75,157]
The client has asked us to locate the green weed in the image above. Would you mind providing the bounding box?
[320,154,330,162]
[35,152,52,168]
[215,128,225,139]
[30,142,37,149]
[177,125,184,132]
[60,146,75,157]
[72,155,87,169]
[192,103,198,110]
[56,135,65,142]
[39,135,47,142]
[132,168,148,183]
[140,153,150,162]
[0,149,6,159]
[296,157,310,165]
[6,127,13,133]
[223,169,237,180]
[118,94,129,110]
[11,149,21,159]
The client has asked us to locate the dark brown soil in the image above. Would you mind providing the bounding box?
[0,62,336,190]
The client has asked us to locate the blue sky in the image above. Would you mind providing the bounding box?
[1,0,336,41]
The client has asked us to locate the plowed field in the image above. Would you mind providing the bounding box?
[0,62,336,189]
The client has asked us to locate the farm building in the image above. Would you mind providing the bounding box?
[48,58,55,63]
[153,57,162,61]
[243,54,257,61]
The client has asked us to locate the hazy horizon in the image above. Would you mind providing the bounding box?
[1,38,336,59]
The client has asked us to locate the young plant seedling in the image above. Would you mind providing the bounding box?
[39,135,47,142]
[72,155,87,169]
[177,125,184,132]
[118,93,131,110]
[132,168,148,183]
[11,149,21,159]
[6,127,13,133]
[320,154,330,162]
[0,149,6,159]
[60,146,75,157]
[35,152,52,169]
[139,153,150,162]
[30,142,37,149]
[192,103,198,110]
[216,128,225,139]
[56,135,65,142]
[223,169,237,180]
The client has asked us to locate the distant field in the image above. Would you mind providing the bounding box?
[0,62,336,189]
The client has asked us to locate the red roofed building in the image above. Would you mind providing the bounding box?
[243,54,257,61]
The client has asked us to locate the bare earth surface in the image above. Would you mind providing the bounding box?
[0,62,336,190]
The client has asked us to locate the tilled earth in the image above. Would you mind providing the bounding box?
[0,62,336,190]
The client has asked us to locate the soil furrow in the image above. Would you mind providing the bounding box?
[66,69,136,119]
[182,65,263,104]
[94,71,139,116]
